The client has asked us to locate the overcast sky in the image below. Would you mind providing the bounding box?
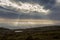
[0,0,60,29]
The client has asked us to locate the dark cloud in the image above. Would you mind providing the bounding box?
[11,0,56,9]
[0,12,18,19]
[0,6,47,19]
[0,0,60,29]
[0,0,59,20]
[0,11,43,19]
[48,6,60,20]
[0,6,19,19]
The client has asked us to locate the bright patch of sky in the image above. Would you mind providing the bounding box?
[0,0,50,15]
[56,0,60,6]
[56,0,60,3]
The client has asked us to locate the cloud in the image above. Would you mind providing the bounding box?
[0,0,58,20]
[0,0,56,19]
[0,0,50,15]
[0,9,47,19]
[47,0,60,20]
[0,0,60,29]
[48,9,60,20]
[12,0,55,9]
[56,0,60,3]
[0,10,18,19]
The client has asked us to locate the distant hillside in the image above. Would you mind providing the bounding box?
[0,26,60,40]
[0,25,60,32]
[0,27,15,34]
[23,25,60,32]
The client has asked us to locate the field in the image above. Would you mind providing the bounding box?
[0,26,60,40]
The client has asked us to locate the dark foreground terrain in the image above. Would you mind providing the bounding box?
[0,26,60,40]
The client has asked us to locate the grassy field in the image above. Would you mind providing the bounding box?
[0,30,60,40]
[0,26,60,40]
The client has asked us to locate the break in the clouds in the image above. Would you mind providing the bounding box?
[0,0,55,19]
[0,18,60,29]
[0,0,60,29]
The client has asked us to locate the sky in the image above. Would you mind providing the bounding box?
[0,0,60,29]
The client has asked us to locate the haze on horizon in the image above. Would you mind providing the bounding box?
[0,0,60,29]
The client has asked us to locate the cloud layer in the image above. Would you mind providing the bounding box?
[0,0,56,19]
[0,0,60,29]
